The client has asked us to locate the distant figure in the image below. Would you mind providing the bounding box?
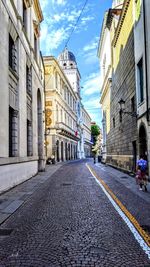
[135,166,143,190]
[137,155,148,192]
[93,154,96,164]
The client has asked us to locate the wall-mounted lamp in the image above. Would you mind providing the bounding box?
[118,98,137,118]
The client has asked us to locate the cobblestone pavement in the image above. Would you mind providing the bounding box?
[0,159,150,266]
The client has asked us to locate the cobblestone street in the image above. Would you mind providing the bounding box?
[0,159,150,266]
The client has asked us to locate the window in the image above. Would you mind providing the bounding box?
[23,1,27,32]
[137,58,144,103]
[68,91,70,105]
[27,120,32,156]
[26,65,32,95]
[9,35,14,69]
[9,34,17,71]
[34,34,38,59]
[55,73,58,89]
[113,117,115,128]
[61,109,63,122]
[9,107,18,157]
[56,105,58,121]
[131,96,135,112]
[9,107,13,157]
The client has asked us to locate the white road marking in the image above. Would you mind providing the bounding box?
[86,163,150,259]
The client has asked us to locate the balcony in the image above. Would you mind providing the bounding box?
[55,122,80,141]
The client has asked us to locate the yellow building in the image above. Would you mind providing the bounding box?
[106,0,137,172]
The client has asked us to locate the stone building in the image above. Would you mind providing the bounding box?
[0,0,45,193]
[107,0,137,172]
[81,106,92,157]
[44,48,92,161]
[44,56,79,161]
[97,11,112,163]
[133,0,150,173]
[58,47,89,159]
[97,0,124,164]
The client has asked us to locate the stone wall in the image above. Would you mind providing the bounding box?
[106,29,137,172]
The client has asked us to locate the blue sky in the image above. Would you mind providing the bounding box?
[40,0,112,127]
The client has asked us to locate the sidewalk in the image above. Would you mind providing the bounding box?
[0,162,63,226]
[93,162,150,203]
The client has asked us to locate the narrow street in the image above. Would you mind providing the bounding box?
[0,160,149,266]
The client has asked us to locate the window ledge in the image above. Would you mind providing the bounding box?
[0,156,38,166]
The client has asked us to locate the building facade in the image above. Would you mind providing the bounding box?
[81,107,92,157]
[98,0,124,164]
[44,56,79,162]
[98,0,138,173]
[97,11,112,163]
[133,0,150,173]
[107,0,137,172]
[0,0,45,193]
[58,47,88,159]
[44,48,92,161]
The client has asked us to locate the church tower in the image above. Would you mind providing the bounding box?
[58,47,81,97]
[58,47,85,159]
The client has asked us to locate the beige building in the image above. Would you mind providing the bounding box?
[58,47,85,159]
[97,0,124,163]
[0,0,45,193]
[44,56,79,161]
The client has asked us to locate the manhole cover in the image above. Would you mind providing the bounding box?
[0,229,13,236]
[120,176,128,179]
[90,247,109,254]
[141,225,150,235]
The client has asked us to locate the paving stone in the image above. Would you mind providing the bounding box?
[0,159,149,266]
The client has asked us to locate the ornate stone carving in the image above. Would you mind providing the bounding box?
[46,101,52,106]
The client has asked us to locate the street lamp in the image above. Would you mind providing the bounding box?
[118,98,137,118]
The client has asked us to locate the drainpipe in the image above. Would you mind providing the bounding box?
[40,51,47,161]
[143,0,149,122]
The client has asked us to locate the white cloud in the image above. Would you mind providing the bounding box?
[40,0,49,10]
[84,50,98,65]
[83,37,99,52]
[52,0,67,6]
[49,29,68,52]
[82,72,101,96]
[82,96,102,126]
[83,98,100,109]
[40,1,95,55]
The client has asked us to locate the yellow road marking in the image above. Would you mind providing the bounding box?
[87,164,150,247]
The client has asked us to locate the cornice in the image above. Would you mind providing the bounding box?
[33,0,43,23]
[112,0,130,47]
[43,56,77,99]
[100,76,112,104]
[97,12,108,58]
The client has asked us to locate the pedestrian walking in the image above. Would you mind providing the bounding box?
[93,154,96,164]
[136,155,148,192]
[135,166,143,190]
